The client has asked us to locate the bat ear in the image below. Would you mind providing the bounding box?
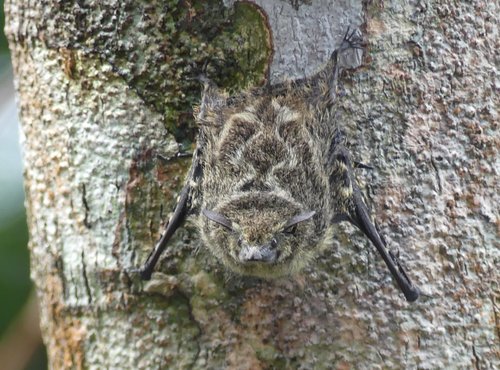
[196,75,225,123]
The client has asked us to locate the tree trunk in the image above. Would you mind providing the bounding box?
[5,0,499,368]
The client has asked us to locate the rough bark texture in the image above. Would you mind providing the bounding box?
[6,0,499,369]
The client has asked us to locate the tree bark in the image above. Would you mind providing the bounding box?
[5,0,499,368]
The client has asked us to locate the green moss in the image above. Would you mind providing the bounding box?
[210,2,271,91]
[39,1,272,146]
[154,0,273,144]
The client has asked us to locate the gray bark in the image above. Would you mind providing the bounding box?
[5,0,499,369]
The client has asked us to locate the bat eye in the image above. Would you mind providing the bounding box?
[283,224,297,235]
[270,238,278,248]
[282,211,316,234]
[202,209,233,230]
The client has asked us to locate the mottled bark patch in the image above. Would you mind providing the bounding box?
[6,0,272,145]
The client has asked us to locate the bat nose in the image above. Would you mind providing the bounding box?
[238,242,279,263]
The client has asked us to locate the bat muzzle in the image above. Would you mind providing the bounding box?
[238,243,280,264]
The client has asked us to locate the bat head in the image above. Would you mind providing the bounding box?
[200,192,318,278]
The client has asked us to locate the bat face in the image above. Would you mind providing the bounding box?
[200,191,319,278]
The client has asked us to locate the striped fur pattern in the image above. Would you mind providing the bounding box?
[191,44,358,278]
[140,30,419,301]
